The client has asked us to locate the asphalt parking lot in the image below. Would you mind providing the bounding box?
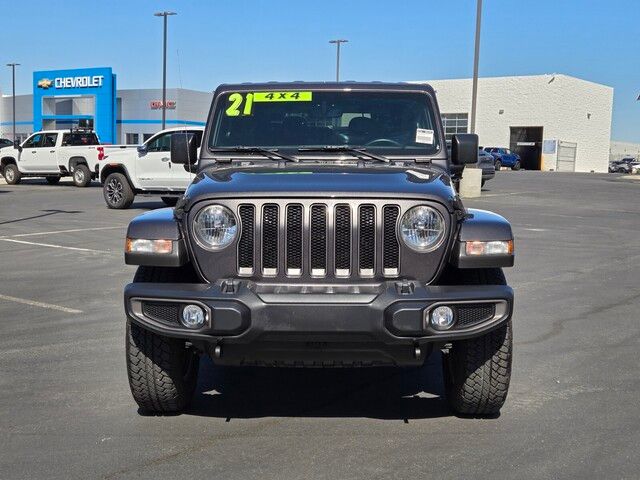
[1,172,639,479]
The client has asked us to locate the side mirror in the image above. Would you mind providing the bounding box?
[451,134,479,165]
[14,141,22,152]
[170,133,198,165]
[136,144,147,154]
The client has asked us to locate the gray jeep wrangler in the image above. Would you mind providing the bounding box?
[123,83,514,416]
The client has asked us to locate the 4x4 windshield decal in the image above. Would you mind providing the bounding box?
[225,91,313,117]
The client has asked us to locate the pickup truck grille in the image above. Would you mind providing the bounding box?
[236,201,401,279]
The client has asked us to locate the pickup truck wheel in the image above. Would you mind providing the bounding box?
[104,173,134,209]
[442,268,512,416]
[512,161,521,171]
[72,164,91,187]
[3,164,21,184]
[45,176,60,185]
[494,160,502,171]
[161,196,179,207]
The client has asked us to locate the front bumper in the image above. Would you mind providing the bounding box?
[125,280,513,367]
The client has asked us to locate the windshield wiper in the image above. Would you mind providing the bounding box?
[298,145,390,163]
[210,146,298,162]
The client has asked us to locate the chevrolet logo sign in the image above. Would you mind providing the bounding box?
[37,78,53,89]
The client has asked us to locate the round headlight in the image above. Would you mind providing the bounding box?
[193,204,238,250]
[400,206,445,252]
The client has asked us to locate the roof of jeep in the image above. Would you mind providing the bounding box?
[214,81,436,95]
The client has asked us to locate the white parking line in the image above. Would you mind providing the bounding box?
[0,238,109,253]
[1,225,126,239]
[0,293,82,314]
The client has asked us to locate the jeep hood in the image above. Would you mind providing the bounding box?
[180,165,456,212]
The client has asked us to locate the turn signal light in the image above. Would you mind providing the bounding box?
[125,238,173,254]
[465,240,514,256]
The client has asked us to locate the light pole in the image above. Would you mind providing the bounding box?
[6,63,20,142]
[329,39,348,82]
[469,0,482,134]
[154,11,177,130]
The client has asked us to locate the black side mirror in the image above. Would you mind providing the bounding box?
[170,133,198,165]
[14,141,22,151]
[451,134,479,165]
[136,144,147,154]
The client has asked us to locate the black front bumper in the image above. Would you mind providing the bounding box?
[125,280,513,367]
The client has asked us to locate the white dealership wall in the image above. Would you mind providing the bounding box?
[411,74,613,172]
[0,88,212,144]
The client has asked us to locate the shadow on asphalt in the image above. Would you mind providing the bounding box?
[184,353,451,420]
[0,208,83,225]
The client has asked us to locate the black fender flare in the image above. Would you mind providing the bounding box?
[450,208,514,268]
[68,156,88,172]
[100,163,134,187]
[0,156,17,174]
[125,208,188,267]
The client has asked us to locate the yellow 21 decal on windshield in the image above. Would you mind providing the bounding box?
[225,91,313,117]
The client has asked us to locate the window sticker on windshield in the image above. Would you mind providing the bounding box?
[225,91,313,117]
[415,128,434,144]
[253,91,312,102]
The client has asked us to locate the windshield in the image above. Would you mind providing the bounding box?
[209,90,440,155]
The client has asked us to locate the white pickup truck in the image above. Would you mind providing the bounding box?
[99,126,204,209]
[0,129,107,187]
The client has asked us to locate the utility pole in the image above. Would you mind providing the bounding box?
[154,11,177,130]
[329,39,348,82]
[6,63,20,142]
[470,0,482,134]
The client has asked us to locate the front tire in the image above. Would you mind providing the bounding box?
[126,265,200,413]
[441,268,512,416]
[3,164,21,184]
[45,176,60,185]
[72,164,91,187]
[103,172,135,209]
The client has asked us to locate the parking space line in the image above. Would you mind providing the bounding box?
[0,293,82,314]
[2,225,126,239]
[0,238,110,253]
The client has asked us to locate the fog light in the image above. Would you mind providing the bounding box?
[181,304,205,329]
[430,306,455,330]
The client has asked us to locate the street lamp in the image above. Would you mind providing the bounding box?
[329,39,348,82]
[154,11,177,130]
[6,63,20,143]
[470,0,482,134]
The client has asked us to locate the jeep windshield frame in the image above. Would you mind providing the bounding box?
[207,88,442,159]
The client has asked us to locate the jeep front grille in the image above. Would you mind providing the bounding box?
[236,201,402,279]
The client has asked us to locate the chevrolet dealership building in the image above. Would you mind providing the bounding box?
[0,67,613,172]
[0,67,211,145]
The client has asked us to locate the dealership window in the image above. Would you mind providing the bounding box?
[125,133,140,145]
[42,96,95,116]
[441,113,468,141]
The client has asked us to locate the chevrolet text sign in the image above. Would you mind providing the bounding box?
[54,75,104,89]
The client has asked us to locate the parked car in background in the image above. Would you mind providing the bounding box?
[478,147,496,186]
[609,157,638,174]
[99,126,204,209]
[485,147,521,170]
[0,129,106,187]
[0,138,13,149]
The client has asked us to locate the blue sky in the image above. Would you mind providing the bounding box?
[1,0,638,141]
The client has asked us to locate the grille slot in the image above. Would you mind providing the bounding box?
[456,303,496,327]
[238,205,255,274]
[286,205,303,275]
[262,204,279,275]
[335,205,351,276]
[382,205,400,276]
[310,205,327,276]
[142,302,180,325]
[359,205,375,276]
